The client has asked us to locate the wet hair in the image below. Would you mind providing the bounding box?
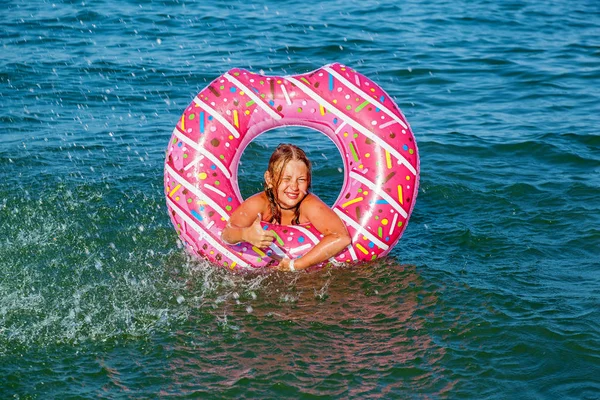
[264,143,312,225]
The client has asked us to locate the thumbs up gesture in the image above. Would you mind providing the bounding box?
[243,213,275,248]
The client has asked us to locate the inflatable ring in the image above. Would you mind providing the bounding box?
[165,63,419,270]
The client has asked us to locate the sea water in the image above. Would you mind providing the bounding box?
[1,0,599,398]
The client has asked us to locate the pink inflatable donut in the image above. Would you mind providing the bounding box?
[164,63,419,270]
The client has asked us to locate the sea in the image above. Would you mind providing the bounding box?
[1,0,599,398]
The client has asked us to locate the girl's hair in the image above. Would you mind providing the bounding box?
[264,143,312,225]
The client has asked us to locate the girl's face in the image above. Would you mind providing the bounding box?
[270,159,310,209]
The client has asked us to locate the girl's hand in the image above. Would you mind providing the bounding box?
[274,257,297,272]
[243,214,275,248]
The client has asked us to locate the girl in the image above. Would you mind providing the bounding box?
[221,144,351,271]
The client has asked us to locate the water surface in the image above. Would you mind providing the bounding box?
[1,0,599,398]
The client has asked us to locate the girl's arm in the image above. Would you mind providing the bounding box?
[221,193,275,248]
[277,194,351,271]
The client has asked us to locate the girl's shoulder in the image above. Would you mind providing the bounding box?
[299,193,329,217]
[234,192,270,217]
[227,191,270,228]
[246,191,269,204]
[302,192,326,206]
[244,192,270,212]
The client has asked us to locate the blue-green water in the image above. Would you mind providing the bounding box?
[2,0,599,398]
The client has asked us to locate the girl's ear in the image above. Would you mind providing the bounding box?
[264,171,273,188]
